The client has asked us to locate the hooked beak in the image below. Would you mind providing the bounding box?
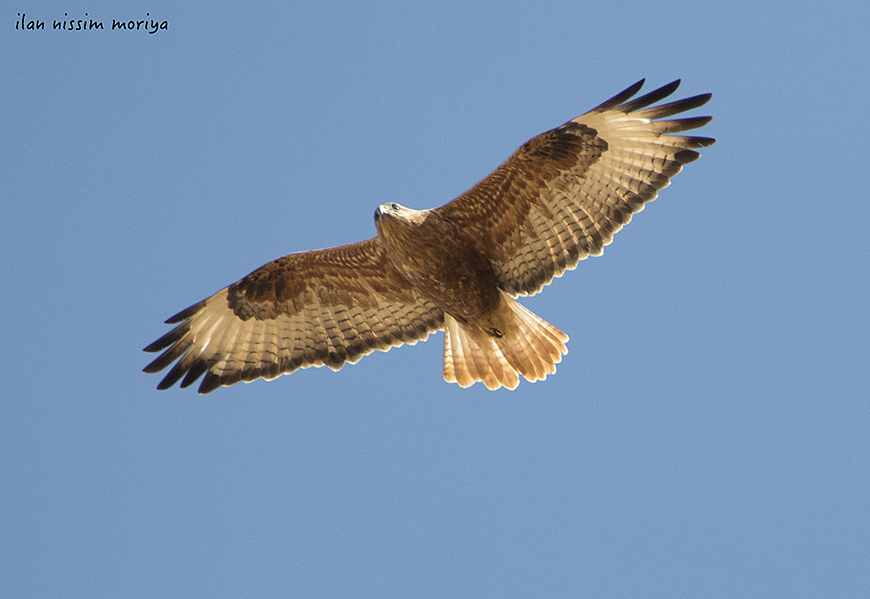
[375,203,398,221]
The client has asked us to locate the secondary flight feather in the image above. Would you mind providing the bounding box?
[144,79,715,393]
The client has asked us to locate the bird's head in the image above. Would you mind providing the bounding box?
[375,203,429,226]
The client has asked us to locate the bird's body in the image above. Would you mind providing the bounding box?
[374,202,568,389]
[144,79,715,393]
[375,204,500,327]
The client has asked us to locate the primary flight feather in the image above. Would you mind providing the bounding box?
[144,79,715,393]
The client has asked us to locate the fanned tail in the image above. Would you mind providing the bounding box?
[442,292,568,390]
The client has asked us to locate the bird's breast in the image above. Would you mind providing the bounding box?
[376,212,501,321]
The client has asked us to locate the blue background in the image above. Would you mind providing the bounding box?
[3,1,868,597]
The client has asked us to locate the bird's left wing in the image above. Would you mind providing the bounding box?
[434,79,715,296]
[143,238,444,393]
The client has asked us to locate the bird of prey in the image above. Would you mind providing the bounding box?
[144,79,714,393]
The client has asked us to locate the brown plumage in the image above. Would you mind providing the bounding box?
[144,79,715,393]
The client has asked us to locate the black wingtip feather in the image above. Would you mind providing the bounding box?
[156,353,195,390]
[590,79,646,112]
[674,149,702,164]
[618,80,681,113]
[662,116,714,133]
[156,371,183,391]
[165,299,207,324]
[143,336,193,374]
[199,372,228,395]
[143,321,190,354]
[687,136,717,148]
[180,361,209,389]
[671,92,713,112]
[639,93,713,120]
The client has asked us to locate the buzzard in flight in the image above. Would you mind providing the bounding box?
[144,79,714,393]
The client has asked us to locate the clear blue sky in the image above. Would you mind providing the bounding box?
[3,1,868,597]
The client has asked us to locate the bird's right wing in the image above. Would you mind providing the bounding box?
[143,238,444,393]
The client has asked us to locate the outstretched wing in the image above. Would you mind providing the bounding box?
[435,79,715,296]
[143,238,444,393]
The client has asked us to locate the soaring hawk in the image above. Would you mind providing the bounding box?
[144,79,715,393]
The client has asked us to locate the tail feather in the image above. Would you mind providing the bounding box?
[442,292,568,390]
[497,295,568,381]
[443,314,520,390]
